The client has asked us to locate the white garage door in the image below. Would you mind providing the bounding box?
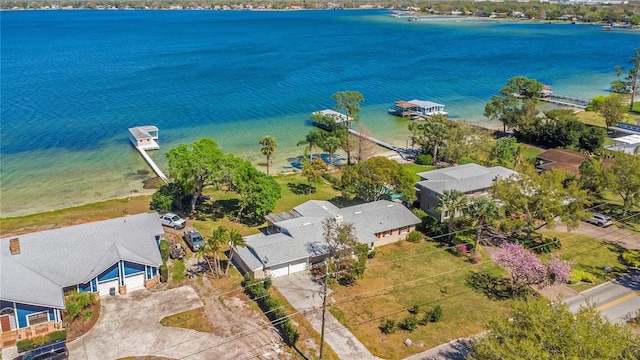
[270,266,289,278]
[125,273,145,291]
[289,261,308,275]
[98,279,119,296]
[270,261,308,278]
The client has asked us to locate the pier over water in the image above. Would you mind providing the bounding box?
[128,126,168,181]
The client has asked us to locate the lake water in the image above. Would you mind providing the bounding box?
[1,9,638,217]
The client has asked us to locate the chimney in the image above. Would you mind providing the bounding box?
[9,238,21,255]
[334,214,343,224]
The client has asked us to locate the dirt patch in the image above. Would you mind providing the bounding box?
[143,177,162,189]
[66,299,101,342]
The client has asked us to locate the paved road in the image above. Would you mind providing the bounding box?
[566,270,640,323]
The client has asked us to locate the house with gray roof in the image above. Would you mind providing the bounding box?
[0,213,163,348]
[415,163,517,222]
[233,200,420,279]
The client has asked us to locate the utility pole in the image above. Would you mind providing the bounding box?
[319,260,328,360]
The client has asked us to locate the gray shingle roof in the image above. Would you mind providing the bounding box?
[236,200,420,272]
[0,212,164,309]
[416,163,517,195]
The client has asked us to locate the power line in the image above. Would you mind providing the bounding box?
[161,211,640,359]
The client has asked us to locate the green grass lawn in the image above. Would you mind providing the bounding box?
[401,163,435,182]
[541,232,628,292]
[328,240,511,359]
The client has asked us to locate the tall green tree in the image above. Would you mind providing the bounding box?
[613,48,640,111]
[331,90,364,165]
[468,297,640,360]
[225,228,246,275]
[203,226,227,277]
[408,114,449,161]
[436,190,468,244]
[301,157,328,194]
[341,156,415,203]
[166,138,225,214]
[463,197,503,254]
[484,76,543,132]
[590,94,625,127]
[226,156,281,224]
[297,130,322,162]
[317,129,346,168]
[491,164,589,237]
[259,135,277,175]
[607,152,640,216]
[492,136,518,166]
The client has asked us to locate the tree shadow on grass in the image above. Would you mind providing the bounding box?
[465,270,513,300]
[194,198,240,221]
[287,182,316,195]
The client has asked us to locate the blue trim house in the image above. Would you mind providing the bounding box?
[0,212,164,348]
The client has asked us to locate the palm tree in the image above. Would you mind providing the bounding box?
[437,190,467,244]
[463,197,502,254]
[318,130,345,169]
[207,226,228,276]
[225,229,246,276]
[260,135,277,175]
[297,130,321,162]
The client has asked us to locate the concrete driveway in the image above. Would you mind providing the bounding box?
[67,286,256,360]
[273,272,383,360]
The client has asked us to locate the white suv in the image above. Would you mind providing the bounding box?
[160,213,186,229]
[586,213,612,227]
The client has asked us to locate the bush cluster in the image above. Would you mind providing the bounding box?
[242,274,299,345]
[515,114,605,153]
[379,304,443,334]
[159,239,170,263]
[621,250,640,267]
[415,154,433,165]
[568,269,597,284]
[64,291,95,322]
[159,264,169,283]
[406,230,423,243]
[17,330,66,353]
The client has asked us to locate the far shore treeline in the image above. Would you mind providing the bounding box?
[2,0,639,24]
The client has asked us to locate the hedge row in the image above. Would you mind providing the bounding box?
[17,330,66,353]
[242,275,299,346]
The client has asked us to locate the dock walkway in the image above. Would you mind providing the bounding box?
[538,94,589,109]
[135,146,167,181]
[348,128,416,161]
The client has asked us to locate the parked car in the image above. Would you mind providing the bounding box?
[183,229,206,252]
[160,213,186,229]
[586,213,612,227]
[15,340,68,360]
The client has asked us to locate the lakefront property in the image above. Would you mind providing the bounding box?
[233,200,421,279]
[0,213,163,348]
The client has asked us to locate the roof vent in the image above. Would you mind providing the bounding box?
[9,238,21,255]
[386,204,394,207]
[354,211,362,214]
[303,222,312,226]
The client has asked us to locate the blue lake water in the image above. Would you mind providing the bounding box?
[1,9,638,217]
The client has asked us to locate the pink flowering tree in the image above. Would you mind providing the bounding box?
[494,242,573,296]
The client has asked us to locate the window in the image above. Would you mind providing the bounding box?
[428,190,437,198]
[27,311,49,326]
[400,226,409,234]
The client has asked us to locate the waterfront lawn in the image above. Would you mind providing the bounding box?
[541,232,628,293]
[328,240,512,359]
[401,163,435,182]
[0,195,152,236]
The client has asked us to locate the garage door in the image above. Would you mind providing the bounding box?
[270,266,289,278]
[98,279,119,296]
[289,261,308,275]
[125,273,145,291]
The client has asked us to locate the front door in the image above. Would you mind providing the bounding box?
[0,314,12,332]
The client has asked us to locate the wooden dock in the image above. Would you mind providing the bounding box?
[135,146,167,181]
[538,94,589,109]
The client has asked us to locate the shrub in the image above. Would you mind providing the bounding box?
[82,310,93,322]
[408,304,420,314]
[399,315,419,332]
[428,304,443,322]
[159,264,168,283]
[379,318,397,334]
[65,301,82,321]
[367,249,377,259]
[159,240,170,263]
[416,154,433,165]
[17,330,66,353]
[457,156,477,165]
[281,321,299,345]
[569,269,597,284]
[263,278,272,290]
[622,250,640,267]
[406,230,423,243]
[418,312,431,326]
